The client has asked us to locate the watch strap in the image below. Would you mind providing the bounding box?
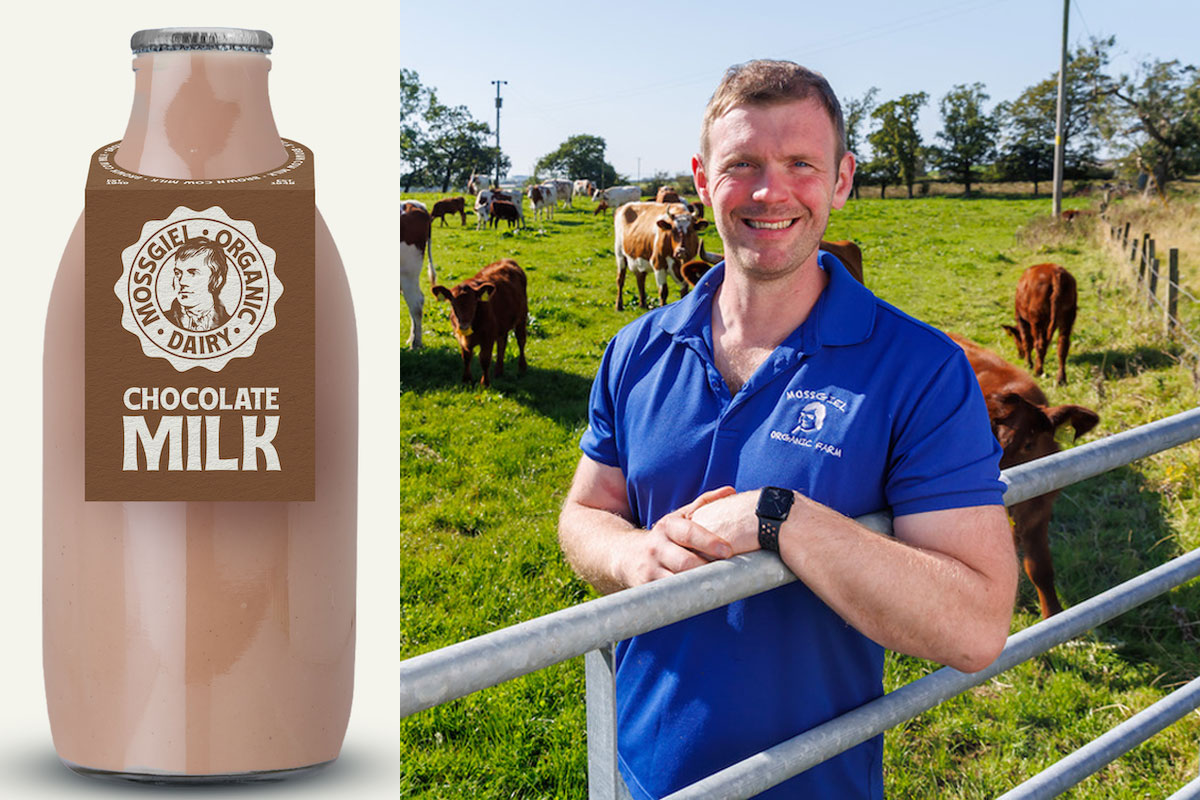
[758,517,781,552]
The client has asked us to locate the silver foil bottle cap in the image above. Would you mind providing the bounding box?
[130,28,273,54]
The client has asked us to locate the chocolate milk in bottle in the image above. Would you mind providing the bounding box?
[43,28,357,781]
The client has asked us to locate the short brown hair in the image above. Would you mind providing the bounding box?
[174,237,229,294]
[700,60,846,162]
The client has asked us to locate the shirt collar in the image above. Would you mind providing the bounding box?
[657,249,876,350]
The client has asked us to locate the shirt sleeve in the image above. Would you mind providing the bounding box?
[885,346,1006,517]
[579,336,622,468]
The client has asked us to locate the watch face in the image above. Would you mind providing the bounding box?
[758,487,793,519]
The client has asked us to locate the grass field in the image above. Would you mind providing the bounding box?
[400,188,1200,799]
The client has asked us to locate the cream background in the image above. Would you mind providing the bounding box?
[2,2,399,796]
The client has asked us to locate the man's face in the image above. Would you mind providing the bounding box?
[173,253,213,309]
[692,98,855,283]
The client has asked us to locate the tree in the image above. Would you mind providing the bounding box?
[994,39,1111,195]
[535,134,619,187]
[398,69,507,192]
[422,98,505,192]
[1100,58,1200,198]
[870,92,927,198]
[931,83,997,195]
[843,87,878,199]
[858,156,900,199]
[992,133,1054,195]
[400,69,433,191]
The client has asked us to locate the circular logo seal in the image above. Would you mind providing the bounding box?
[115,206,282,372]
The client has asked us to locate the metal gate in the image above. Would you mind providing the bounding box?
[400,407,1200,799]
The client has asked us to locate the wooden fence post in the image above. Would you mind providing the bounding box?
[1148,254,1159,310]
[1166,248,1179,335]
[1122,222,1131,247]
[1138,233,1150,287]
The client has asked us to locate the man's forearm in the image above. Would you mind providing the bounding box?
[690,491,1017,673]
[558,456,738,594]
[781,503,1016,672]
[557,501,637,595]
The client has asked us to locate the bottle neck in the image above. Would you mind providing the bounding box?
[114,50,287,179]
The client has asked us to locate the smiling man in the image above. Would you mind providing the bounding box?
[558,60,1017,799]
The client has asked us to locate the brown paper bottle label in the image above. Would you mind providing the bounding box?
[83,140,316,501]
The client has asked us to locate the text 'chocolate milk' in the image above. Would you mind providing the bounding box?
[43,28,357,781]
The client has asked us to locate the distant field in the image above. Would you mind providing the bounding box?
[400,189,1200,799]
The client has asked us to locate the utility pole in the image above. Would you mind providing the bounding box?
[1051,0,1068,218]
[492,80,507,187]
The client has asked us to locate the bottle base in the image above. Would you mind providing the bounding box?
[62,757,335,785]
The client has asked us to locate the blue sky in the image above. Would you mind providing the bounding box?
[402,0,1198,182]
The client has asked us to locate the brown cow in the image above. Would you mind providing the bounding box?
[1002,263,1077,386]
[688,201,705,219]
[948,333,1099,618]
[488,199,522,229]
[430,196,467,226]
[655,186,682,203]
[432,259,528,387]
[614,202,709,310]
[680,240,865,286]
[400,201,436,348]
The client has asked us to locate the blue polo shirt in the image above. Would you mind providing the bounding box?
[580,251,1004,800]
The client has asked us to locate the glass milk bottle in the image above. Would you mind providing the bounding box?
[43,28,357,781]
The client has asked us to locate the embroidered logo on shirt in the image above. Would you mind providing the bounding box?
[769,388,852,458]
[791,401,826,434]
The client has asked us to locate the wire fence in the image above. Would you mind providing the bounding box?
[1104,217,1199,360]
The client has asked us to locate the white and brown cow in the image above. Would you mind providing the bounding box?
[593,185,641,207]
[546,178,574,208]
[613,202,709,310]
[529,184,555,221]
[400,200,436,348]
[466,172,493,194]
[573,179,596,199]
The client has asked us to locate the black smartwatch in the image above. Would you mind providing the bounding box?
[755,487,794,553]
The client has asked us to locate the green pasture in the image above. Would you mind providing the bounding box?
[400,190,1200,798]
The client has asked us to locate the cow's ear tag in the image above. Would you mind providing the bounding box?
[480,288,492,302]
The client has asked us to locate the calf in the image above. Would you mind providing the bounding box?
[474,189,524,229]
[680,240,865,286]
[432,259,528,387]
[1002,263,1077,385]
[430,196,467,226]
[614,202,709,310]
[488,198,522,229]
[948,333,1099,618]
[400,201,436,348]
